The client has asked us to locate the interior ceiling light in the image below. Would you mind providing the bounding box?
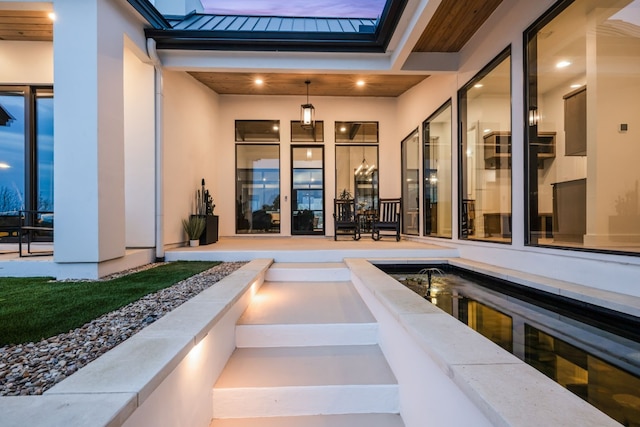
[356,80,365,87]
[474,83,483,88]
[255,78,263,85]
[354,141,375,177]
[300,80,315,130]
[556,60,571,68]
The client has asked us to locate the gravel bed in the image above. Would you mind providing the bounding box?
[0,261,247,396]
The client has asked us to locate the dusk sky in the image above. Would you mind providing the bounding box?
[200,0,386,18]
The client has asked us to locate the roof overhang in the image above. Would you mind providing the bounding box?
[133,0,409,53]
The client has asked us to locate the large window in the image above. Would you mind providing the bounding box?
[335,144,379,215]
[401,129,419,235]
[235,144,280,234]
[423,100,452,238]
[0,86,53,240]
[459,48,512,243]
[335,121,379,235]
[526,0,640,254]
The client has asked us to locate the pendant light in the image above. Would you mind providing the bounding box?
[300,80,315,130]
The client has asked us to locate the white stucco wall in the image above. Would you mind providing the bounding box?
[124,41,156,248]
[0,41,53,84]
[162,70,220,246]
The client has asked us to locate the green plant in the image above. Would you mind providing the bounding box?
[339,188,353,200]
[182,216,206,240]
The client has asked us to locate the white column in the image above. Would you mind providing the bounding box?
[53,0,125,263]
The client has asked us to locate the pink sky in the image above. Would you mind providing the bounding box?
[200,0,386,18]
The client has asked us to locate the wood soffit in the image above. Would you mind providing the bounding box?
[0,0,503,97]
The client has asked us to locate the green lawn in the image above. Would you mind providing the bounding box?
[0,261,220,346]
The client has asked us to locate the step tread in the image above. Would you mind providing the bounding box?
[239,281,374,325]
[210,413,405,427]
[214,345,397,388]
[269,262,348,269]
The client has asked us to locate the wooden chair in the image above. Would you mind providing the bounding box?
[333,199,361,241]
[372,198,402,241]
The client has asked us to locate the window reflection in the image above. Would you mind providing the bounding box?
[401,129,419,235]
[292,146,324,235]
[235,120,280,142]
[0,91,25,215]
[526,0,640,254]
[235,144,280,234]
[335,145,379,218]
[459,49,512,242]
[335,121,378,143]
[423,101,452,238]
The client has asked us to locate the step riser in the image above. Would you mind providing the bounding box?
[210,413,405,427]
[235,324,378,348]
[265,268,351,282]
[213,385,399,418]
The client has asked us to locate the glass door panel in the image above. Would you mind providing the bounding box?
[0,91,25,215]
[292,146,324,235]
[235,144,281,234]
[402,130,420,235]
[423,101,452,238]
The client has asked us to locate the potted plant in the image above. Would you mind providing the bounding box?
[191,178,219,245]
[182,216,205,247]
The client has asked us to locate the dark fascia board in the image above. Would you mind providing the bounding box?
[127,0,171,29]
[374,0,409,50]
[146,29,385,52]
[145,0,409,53]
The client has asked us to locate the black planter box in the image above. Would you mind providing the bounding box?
[192,215,218,245]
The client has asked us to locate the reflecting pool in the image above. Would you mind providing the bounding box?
[381,265,640,426]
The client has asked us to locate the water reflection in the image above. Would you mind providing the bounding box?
[395,270,640,426]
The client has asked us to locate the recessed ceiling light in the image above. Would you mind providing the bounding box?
[48,12,56,21]
[474,83,483,88]
[483,129,492,133]
[556,60,571,68]
[356,80,365,87]
[272,125,279,131]
[255,78,263,85]
[340,126,347,132]
[570,84,582,89]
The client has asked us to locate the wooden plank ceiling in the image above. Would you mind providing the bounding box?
[189,72,429,97]
[0,10,53,42]
[0,0,503,97]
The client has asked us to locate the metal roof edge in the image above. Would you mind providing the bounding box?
[126,0,171,29]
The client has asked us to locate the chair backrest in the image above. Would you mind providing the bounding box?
[334,199,356,222]
[378,198,401,222]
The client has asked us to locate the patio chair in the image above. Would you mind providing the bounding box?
[372,198,402,241]
[333,199,361,241]
[19,210,54,257]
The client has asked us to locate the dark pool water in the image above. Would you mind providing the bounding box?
[379,265,640,426]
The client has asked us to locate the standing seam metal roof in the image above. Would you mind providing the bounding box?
[167,14,378,33]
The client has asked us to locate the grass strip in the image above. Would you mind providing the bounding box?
[0,261,220,346]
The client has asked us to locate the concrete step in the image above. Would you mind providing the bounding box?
[265,262,350,282]
[212,345,399,418]
[238,281,375,326]
[210,413,405,427]
[236,322,378,347]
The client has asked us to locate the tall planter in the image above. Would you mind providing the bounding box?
[192,214,218,245]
